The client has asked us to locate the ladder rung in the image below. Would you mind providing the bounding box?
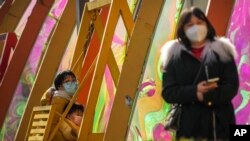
[28,135,44,141]
[34,114,49,119]
[30,129,45,134]
[32,120,48,127]
[33,106,52,111]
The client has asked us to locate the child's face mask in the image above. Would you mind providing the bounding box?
[185,24,207,43]
[63,81,78,95]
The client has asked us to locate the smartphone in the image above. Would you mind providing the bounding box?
[207,77,220,84]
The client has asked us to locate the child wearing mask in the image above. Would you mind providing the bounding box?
[41,70,78,106]
[40,70,78,140]
[59,103,84,141]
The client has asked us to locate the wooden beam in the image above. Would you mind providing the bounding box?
[89,133,104,140]
[0,0,13,24]
[87,0,111,11]
[78,0,120,140]
[71,4,92,77]
[0,0,32,33]
[14,0,76,140]
[104,0,164,140]
[119,0,134,37]
[0,0,55,129]
[107,51,120,87]
[73,6,108,105]
[207,0,235,36]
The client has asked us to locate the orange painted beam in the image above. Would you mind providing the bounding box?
[0,0,55,128]
[0,0,13,24]
[77,6,109,105]
[207,0,235,36]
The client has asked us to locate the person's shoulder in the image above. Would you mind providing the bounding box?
[160,39,182,69]
[214,37,235,50]
[161,39,180,51]
[210,37,237,61]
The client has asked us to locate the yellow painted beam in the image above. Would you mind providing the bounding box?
[107,51,120,87]
[0,0,32,33]
[119,0,134,38]
[78,0,120,140]
[87,0,111,11]
[14,0,76,140]
[104,0,164,140]
[71,4,92,77]
[89,133,104,140]
[94,11,105,45]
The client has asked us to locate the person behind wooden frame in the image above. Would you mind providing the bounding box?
[58,103,84,141]
[40,70,78,140]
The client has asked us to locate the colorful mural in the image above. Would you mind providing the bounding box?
[129,0,184,140]
[0,0,68,140]
[92,0,138,133]
[227,0,250,125]
[1,0,250,140]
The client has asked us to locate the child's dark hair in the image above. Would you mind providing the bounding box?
[64,103,84,115]
[54,70,76,90]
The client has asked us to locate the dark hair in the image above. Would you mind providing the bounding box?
[64,103,84,116]
[176,7,216,50]
[54,70,76,90]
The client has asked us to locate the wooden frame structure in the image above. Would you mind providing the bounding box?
[207,0,235,36]
[0,0,32,33]
[14,0,77,140]
[0,0,55,129]
[71,0,164,140]
[11,0,237,140]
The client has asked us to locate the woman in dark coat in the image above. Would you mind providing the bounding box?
[161,7,239,140]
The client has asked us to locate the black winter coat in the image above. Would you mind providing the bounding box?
[161,38,239,140]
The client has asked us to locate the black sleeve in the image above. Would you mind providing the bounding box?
[203,59,239,106]
[161,60,199,104]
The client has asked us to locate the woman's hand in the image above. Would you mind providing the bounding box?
[196,81,218,101]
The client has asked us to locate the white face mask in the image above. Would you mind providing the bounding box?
[63,81,78,95]
[185,25,208,42]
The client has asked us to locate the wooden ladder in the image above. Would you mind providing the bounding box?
[25,106,55,141]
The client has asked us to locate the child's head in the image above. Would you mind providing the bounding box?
[65,103,84,126]
[54,70,78,94]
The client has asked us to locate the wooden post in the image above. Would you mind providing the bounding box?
[14,0,76,140]
[207,0,235,36]
[0,0,55,129]
[0,0,32,33]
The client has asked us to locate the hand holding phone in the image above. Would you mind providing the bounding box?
[206,77,219,85]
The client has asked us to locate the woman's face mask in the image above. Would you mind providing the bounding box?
[185,24,208,42]
[63,81,78,95]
